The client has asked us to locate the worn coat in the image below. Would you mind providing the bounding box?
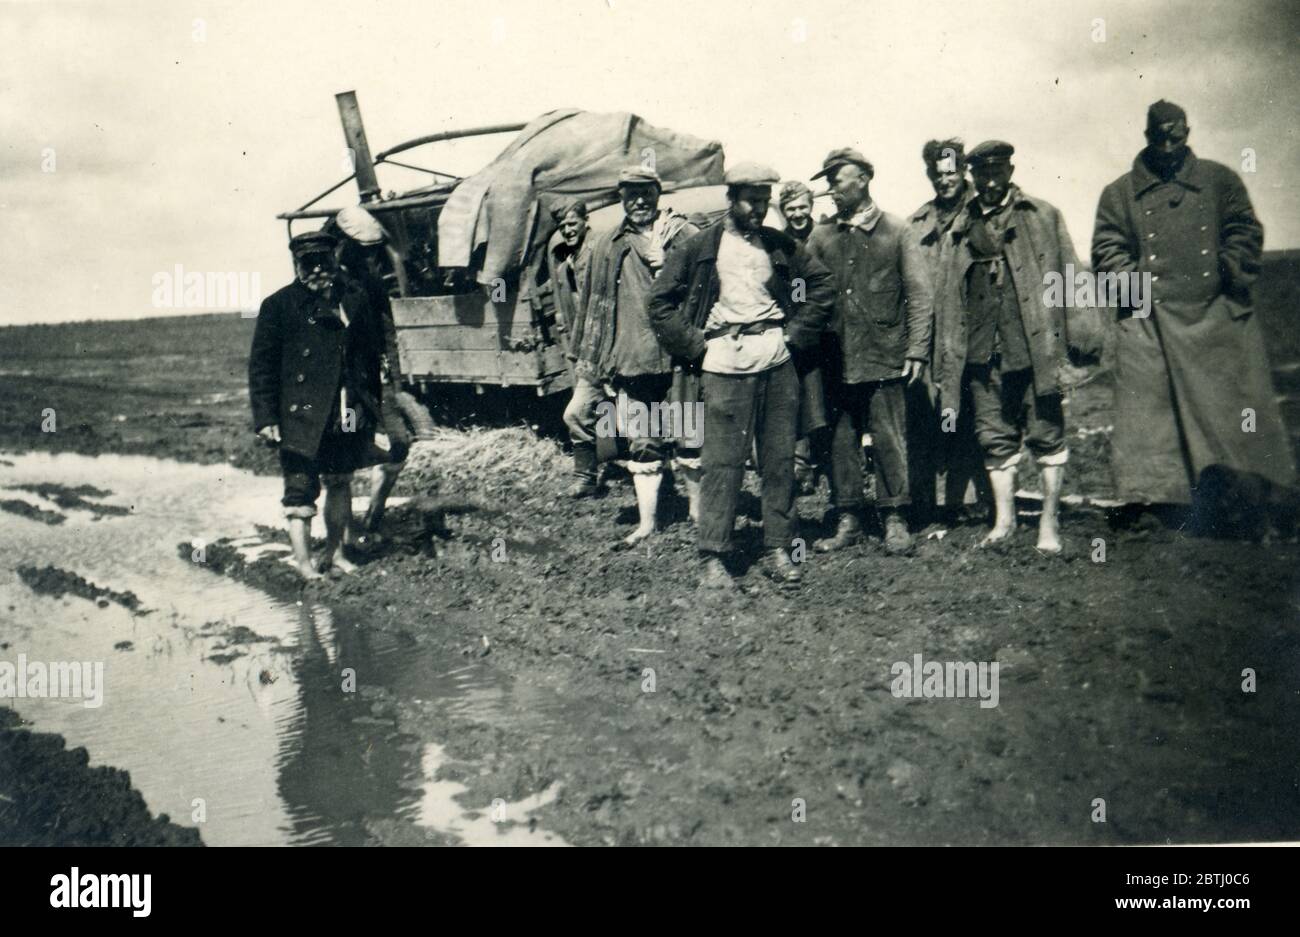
[573,211,695,382]
[804,208,934,384]
[932,188,1080,418]
[647,219,835,411]
[249,279,384,461]
[1092,149,1295,502]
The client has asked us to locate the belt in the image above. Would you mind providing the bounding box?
[704,319,785,341]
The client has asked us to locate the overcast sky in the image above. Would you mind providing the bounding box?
[2,0,1297,324]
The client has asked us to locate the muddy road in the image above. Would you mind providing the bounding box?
[2,312,1299,845]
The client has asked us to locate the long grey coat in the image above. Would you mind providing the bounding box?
[1092,150,1296,502]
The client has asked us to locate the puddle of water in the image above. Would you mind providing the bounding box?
[0,451,563,846]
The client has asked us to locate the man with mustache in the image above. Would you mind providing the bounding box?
[1092,100,1295,526]
[805,148,934,556]
[907,139,985,526]
[649,162,835,586]
[249,230,387,579]
[574,165,697,544]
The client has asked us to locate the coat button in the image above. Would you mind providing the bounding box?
[1146,232,1155,239]
[1148,254,1157,261]
[302,348,311,357]
[1202,271,1210,277]
[1200,249,1209,255]
[1152,275,1159,282]
[303,403,312,411]
[297,373,306,383]
[288,404,298,413]
[1200,225,1208,231]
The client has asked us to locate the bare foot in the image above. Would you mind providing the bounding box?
[622,524,656,547]
[293,558,323,581]
[979,525,1015,548]
[1035,525,1062,555]
[329,550,358,574]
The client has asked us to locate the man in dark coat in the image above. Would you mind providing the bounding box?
[1092,100,1296,517]
[931,141,1079,553]
[249,230,386,579]
[805,147,934,556]
[649,162,835,587]
[907,139,985,524]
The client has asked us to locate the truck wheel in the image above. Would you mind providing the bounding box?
[396,390,438,440]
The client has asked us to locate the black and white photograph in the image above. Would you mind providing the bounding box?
[1,0,1297,885]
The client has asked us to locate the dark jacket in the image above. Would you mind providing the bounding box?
[932,188,1081,416]
[647,220,835,406]
[248,279,384,460]
[805,208,934,383]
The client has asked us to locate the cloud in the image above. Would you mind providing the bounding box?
[1,0,1296,324]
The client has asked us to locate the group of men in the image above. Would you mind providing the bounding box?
[251,99,1296,584]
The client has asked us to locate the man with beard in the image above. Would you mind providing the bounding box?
[806,148,933,556]
[931,141,1078,553]
[1092,100,1296,524]
[649,163,834,586]
[249,230,386,579]
[575,165,697,544]
[907,139,984,525]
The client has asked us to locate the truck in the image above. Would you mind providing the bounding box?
[276,91,727,430]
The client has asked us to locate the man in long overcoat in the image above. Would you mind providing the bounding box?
[1092,100,1296,515]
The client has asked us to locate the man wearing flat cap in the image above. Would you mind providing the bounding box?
[248,229,388,579]
[930,140,1080,553]
[1092,101,1295,526]
[805,147,934,556]
[777,179,831,495]
[573,163,698,544]
[650,161,835,586]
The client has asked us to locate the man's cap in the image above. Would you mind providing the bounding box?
[725,161,781,187]
[1146,99,1187,130]
[335,205,386,245]
[967,140,1015,167]
[778,180,813,207]
[617,165,662,188]
[811,147,874,181]
[289,230,338,256]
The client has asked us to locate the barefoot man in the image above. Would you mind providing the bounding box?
[249,230,387,578]
[932,141,1079,553]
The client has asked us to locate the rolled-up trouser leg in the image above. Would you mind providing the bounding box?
[280,449,321,518]
[563,376,605,446]
[698,371,759,554]
[754,359,800,548]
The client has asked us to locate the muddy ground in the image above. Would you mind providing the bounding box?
[3,311,1299,845]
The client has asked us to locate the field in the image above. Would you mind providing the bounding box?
[2,255,1299,845]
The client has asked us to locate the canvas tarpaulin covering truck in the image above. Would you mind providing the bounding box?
[277,94,725,412]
